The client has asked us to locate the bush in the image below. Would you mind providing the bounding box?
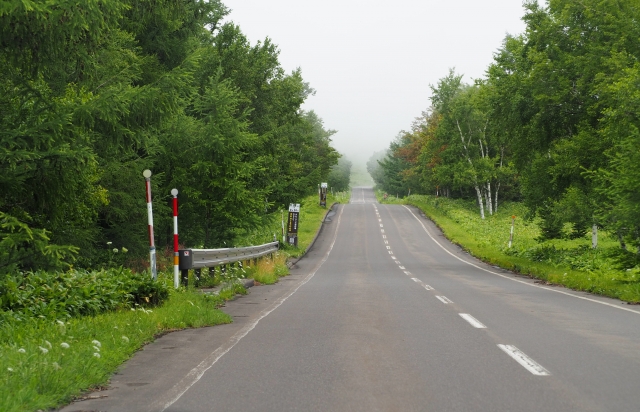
[0,268,168,321]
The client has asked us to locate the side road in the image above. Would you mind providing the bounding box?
[58,205,343,412]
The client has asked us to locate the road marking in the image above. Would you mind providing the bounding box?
[388,251,393,254]
[395,261,401,265]
[404,271,412,275]
[459,313,487,328]
[384,240,388,244]
[424,285,434,291]
[152,207,347,411]
[403,206,640,316]
[379,219,382,222]
[386,246,391,249]
[436,296,453,304]
[498,345,550,376]
[382,235,386,239]
[398,266,405,270]
[391,256,396,260]
[381,229,385,233]
[411,277,421,283]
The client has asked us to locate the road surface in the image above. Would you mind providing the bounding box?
[61,187,640,412]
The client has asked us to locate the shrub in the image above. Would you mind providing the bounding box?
[0,268,168,321]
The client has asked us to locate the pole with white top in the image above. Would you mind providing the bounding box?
[143,169,157,279]
[171,188,179,288]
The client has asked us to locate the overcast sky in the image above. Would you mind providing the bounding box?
[222,0,528,164]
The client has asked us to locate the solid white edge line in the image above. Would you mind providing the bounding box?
[154,206,346,412]
[498,344,550,376]
[402,205,640,316]
[459,313,487,328]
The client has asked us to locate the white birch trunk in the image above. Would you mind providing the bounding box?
[475,185,485,219]
[486,181,493,215]
[494,182,500,214]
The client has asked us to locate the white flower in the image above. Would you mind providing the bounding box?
[44,340,52,349]
[56,320,65,326]
[93,346,100,352]
[39,346,49,354]
[121,336,129,343]
[112,248,118,253]
[17,348,26,354]
[93,353,101,358]
[60,342,70,349]
[91,340,101,348]
[7,367,14,372]
[107,241,113,245]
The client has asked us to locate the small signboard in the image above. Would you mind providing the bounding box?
[319,182,328,207]
[287,203,300,246]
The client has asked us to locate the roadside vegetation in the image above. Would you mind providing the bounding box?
[0,1,354,409]
[0,188,341,411]
[379,191,640,303]
[370,1,640,301]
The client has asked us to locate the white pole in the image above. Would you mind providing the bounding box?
[509,215,515,248]
[143,169,157,279]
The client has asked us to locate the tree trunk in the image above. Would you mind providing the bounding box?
[485,181,493,215]
[494,181,501,214]
[475,185,485,219]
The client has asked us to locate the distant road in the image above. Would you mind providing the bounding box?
[62,187,640,412]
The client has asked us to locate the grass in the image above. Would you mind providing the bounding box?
[247,251,289,285]
[0,278,233,412]
[379,191,640,303]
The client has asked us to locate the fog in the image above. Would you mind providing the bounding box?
[222,0,528,169]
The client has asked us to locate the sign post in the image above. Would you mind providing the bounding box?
[320,182,328,207]
[287,203,300,246]
[143,169,157,279]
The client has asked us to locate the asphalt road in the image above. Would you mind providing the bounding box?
[62,187,640,412]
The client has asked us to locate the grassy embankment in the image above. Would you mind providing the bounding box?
[1,193,338,411]
[379,191,640,303]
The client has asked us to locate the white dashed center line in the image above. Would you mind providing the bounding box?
[411,277,421,283]
[498,345,550,376]
[404,271,412,276]
[386,246,391,250]
[398,266,405,269]
[436,296,453,304]
[459,313,486,328]
[423,285,434,291]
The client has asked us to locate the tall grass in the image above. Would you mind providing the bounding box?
[246,252,289,285]
[388,193,640,303]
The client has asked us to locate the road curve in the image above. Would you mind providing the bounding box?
[61,187,640,412]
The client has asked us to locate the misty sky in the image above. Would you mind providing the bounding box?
[222,0,528,164]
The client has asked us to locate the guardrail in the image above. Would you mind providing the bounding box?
[178,241,279,286]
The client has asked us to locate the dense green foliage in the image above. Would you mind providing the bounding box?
[372,0,640,252]
[0,0,339,275]
[0,268,168,321]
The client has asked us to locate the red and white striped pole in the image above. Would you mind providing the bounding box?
[143,169,157,279]
[171,188,179,288]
